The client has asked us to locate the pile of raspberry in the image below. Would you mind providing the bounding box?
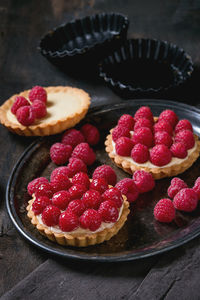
[11,86,48,126]
[112,106,195,167]
[154,176,200,223]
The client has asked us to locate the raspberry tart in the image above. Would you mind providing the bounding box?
[0,86,90,136]
[105,107,200,179]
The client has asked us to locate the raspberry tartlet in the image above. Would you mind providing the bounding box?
[0,86,90,136]
[105,107,200,179]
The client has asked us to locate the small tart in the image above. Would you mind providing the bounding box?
[26,197,129,247]
[105,130,200,180]
[0,86,90,136]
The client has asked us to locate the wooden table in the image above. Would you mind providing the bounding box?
[1,1,200,299]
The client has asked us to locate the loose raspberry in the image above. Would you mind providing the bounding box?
[150,144,172,166]
[154,198,175,223]
[34,181,53,198]
[134,118,153,132]
[167,177,188,199]
[158,110,178,128]
[92,165,117,186]
[115,178,139,202]
[154,131,173,148]
[170,142,187,159]
[102,187,123,208]
[79,209,102,231]
[134,106,154,124]
[50,166,70,182]
[132,127,154,148]
[67,199,85,216]
[71,142,96,166]
[81,123,100,146]
[82,190,102,209]
[72,172,90,189]
[112,125,130,142]
[59,211,79,231]
[11,96,30,115]
[29,85,47,103]
[90,178,109,194]
[52,190,71,210]
[66,158,87,178]
[154,120,173,136]
[173,188,198,212]
[193,177,200,199]
[115,137,134,156]
[32,196,51,215]
[32,100,47,119]
[50,172,71,193]
[68,184,88,200]
[98,200,119,223]
[16,106,36,126]
[175,119,193,134]
[42,205,61,226]
[132,170,155,193]
[27,177,49,196]
[118,114,135,130]
[131,143,149,163]
[174,130,195,150]
[61,129,85,148]
[50,143,72,165]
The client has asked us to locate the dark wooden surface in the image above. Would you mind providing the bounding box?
[1,0,200,299]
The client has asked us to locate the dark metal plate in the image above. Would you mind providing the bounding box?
[6,100,200,262]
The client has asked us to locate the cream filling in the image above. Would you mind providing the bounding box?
[7,92,83,125]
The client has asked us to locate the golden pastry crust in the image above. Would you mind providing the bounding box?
[0,86,91,136]
[105,130,200,180]
[26,197,130,247]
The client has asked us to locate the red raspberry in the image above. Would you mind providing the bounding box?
[50,143,72,165]
[81,123,100,146]
[132,127,154,148]
[61,129,85,148]
[173,188,198,212]
[193,177,200,199]
[31,100,47,119]
[158,110,178,128]
[131,143,149,163]
[175,119,193,134]
[150,144,172,166]
[27,177,49,196]
[115,178,139,202]
[167,177,188,199]
[174,130,195,150]
[34,181,53,198]
[52,190,71,210]
[154,131,173,148]
[170,142,187,159]
[32,196,51,215]
[154,198,175,223]
[50,172,71,193]
[82,190,102,209]
[72,172,90,189]
[42,205,61,226]
[112,125,130,142]
[67,199,85,216]
[66,158,87,178]
[50,166,69,182]
[134,106,154,124]
[11,96,30,115]
[28,86,47,103]
[132,170,155,193]
[16,106,36,126]
[92,165,117,186]
[115,137,134,156]
[59,211,79,231]
[118,114,135,130]
[71,142,96,166]
[90,178,109,194]
[134,118,153,132]
[68,184,88,200]
[98,200,119,222]
[154,120,173,136]
[79,209,102,231]
[102,187,123,208]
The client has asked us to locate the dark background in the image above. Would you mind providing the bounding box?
[1,0,200,299]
